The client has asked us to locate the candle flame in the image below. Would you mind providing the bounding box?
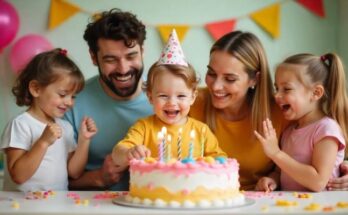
[190,130,195,139]
[157,131,164,139]
[178,127,183,134]
[161,126,167,135]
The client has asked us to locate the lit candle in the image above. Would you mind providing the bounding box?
[157,131,164,162]
[167,134,172,161]
[177,128,183,160]
[201,127,206,157]
[189,130,195,159]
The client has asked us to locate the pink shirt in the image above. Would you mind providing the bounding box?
[280,117,345,191]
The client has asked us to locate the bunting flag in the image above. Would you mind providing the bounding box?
[49,0,82,30]
[250,3,281,39]
[205,19,237,41]
[296,0,325,17]
[47,0,326,41]
[157,25,190,44]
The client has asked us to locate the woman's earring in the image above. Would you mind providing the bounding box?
[251,85,255,90]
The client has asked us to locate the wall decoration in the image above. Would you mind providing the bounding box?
[0,0,20,51]
[9,34,53,74]
[47,0,325,41]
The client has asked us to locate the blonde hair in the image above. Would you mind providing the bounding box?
[144,63,199,93]
[281,53,348,147]
[206,31,274,133]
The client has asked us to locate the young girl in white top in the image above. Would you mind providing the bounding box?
[1,48,97,192]
[254,53,348,192]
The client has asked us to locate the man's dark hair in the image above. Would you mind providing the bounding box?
[83,8,146,54]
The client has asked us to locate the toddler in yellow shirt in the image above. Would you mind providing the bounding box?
[112,30,225,167]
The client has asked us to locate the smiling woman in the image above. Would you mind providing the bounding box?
[189,31,287,191]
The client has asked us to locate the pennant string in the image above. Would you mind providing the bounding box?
[48,0,325,39]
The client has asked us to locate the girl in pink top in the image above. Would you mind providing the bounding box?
[254,53,348,192]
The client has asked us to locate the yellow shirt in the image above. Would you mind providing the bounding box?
[115,115,226,159]
[190,88,288,190]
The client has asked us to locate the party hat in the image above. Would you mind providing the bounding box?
[158,29,188,67]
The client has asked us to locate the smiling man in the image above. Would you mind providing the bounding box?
[64,8,153,191]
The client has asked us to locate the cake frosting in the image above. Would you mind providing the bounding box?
[126,156,244,208]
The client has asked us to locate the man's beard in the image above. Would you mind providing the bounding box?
[98,65,144,98]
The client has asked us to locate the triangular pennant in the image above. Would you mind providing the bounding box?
[296,0,325,18]
[250,3,281,39]
[49,0,81,30]
[205,19,237,41]
[157,25,190,44]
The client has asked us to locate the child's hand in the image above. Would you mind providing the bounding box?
[127,145,151,161]
[255,176,277,192]
[39,123,62,146]
[79,117,98,140]
[254,118,280,158]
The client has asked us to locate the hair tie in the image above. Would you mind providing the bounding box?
[59,49,68,56]
[320,54,329,66]
[320,55,326,62]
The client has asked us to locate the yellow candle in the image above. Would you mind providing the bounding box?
[201,127,206,157]
[177,127,183,160]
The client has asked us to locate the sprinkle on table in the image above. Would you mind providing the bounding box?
[304,203,321,211]
[336,201,348,208]
[11,201,20,209]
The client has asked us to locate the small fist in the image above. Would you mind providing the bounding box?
[80,117,97,140]
[127,145,151,161]
[255,176,277,192]
[40,123,62,145]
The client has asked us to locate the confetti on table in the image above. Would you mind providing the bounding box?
[93,191,119,199]
[322,206,335,212]
[292,192,312,199]
[244,191,283,199]
[276,199,298,207]
[11,201,20,209]
[304,203,321,211]
[25,190,56,200]
[74,199,81,205]
[67,192,81,200]
[82,199,89,206]
[336,201,348,208]
[260,205,269,212]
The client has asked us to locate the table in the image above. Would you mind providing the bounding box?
[0,191,347,215]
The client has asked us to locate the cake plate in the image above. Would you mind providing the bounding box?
[112,195,255,210]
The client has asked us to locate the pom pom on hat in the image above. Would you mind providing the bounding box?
[158,29,188,67]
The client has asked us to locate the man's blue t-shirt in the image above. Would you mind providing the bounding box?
[64,76,153,190]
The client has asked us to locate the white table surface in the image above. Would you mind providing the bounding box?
[0,191,347,215]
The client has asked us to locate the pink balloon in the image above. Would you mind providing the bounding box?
[0,0,20,50]
[9,34,53,74]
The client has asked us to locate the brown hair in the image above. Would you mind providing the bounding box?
[206,31,273,133]
[83,8,146,55]
[12,48,85,106]
[281,53,348,145]
[144,63,199,93]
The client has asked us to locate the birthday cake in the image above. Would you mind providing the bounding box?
[126,156,244,208]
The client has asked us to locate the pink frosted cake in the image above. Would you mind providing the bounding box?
[126,156,244,208]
